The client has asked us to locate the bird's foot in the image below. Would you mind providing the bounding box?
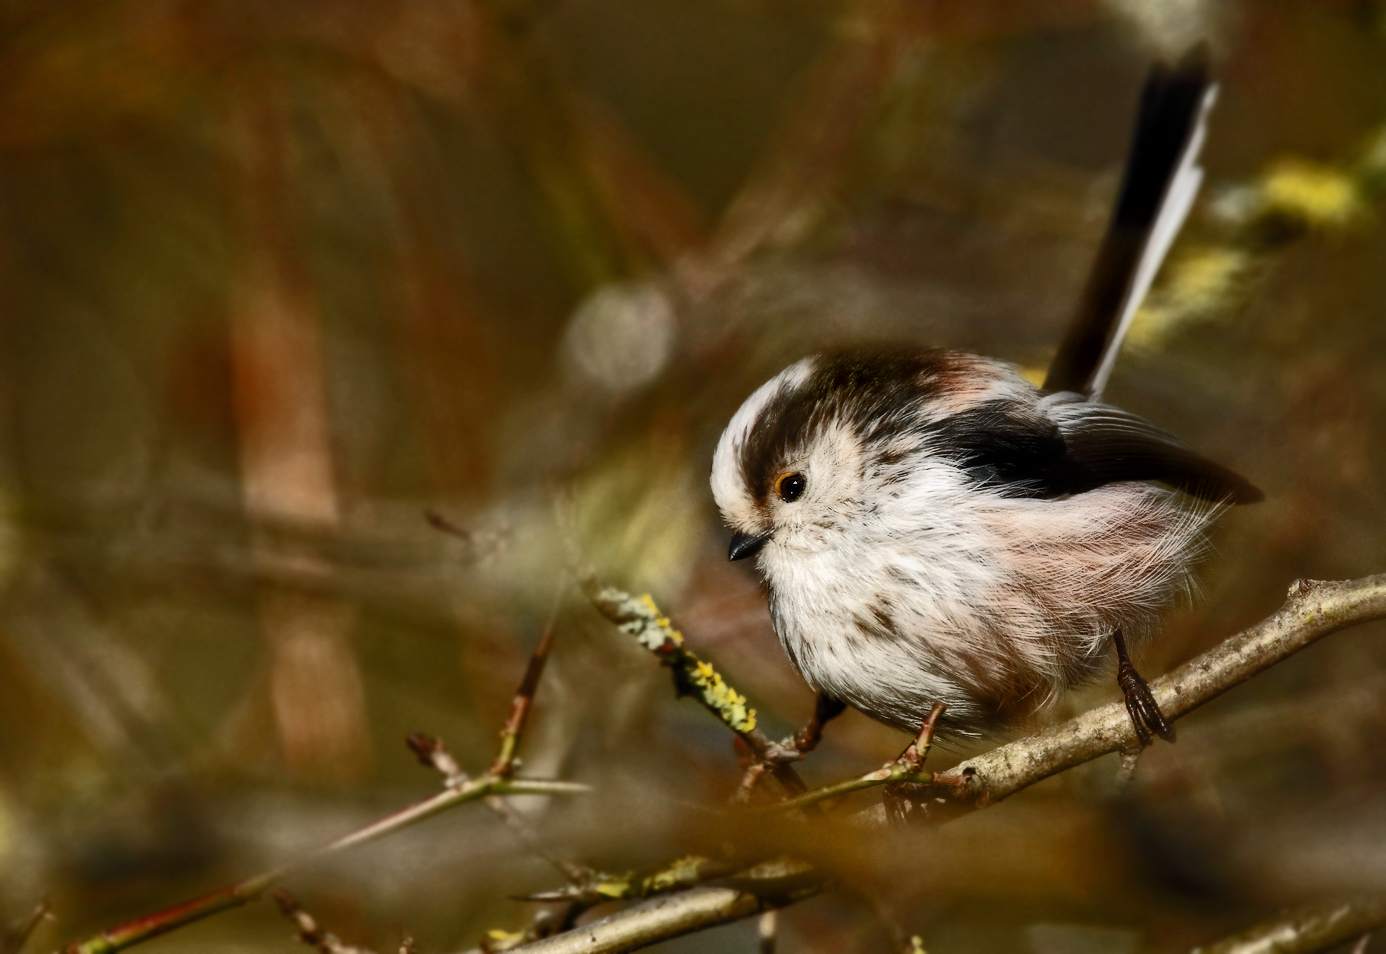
[790,693,846,757]
[1114,629,1175,745]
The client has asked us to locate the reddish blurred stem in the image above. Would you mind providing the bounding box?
[491,581,566,777]
[60,773,586,954]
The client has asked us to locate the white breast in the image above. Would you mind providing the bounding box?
[758,463,1216,735]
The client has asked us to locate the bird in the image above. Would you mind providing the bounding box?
[709,48,1260,745]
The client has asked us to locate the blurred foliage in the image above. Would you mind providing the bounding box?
[1,1,1386,952]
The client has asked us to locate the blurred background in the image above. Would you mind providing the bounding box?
[1,0,1385,951]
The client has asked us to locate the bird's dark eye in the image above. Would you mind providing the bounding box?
[775,472,806,503]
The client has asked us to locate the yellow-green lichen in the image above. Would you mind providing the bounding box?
[644,856,711,893]
[687,659,756,733]
[592,584,757,734]
[1260,159,1365,230]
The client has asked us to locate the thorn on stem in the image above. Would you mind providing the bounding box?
[274,890,377,954]
[406,733,464,784]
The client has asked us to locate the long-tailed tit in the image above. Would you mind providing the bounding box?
[711,49,1260,744]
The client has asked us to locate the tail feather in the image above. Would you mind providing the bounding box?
[1044,46,1216,401]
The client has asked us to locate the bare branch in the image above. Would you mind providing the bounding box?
[59,772,587,954]
[1192,896,1386,954]
[944,575,1386,807]
[409,733,594,886]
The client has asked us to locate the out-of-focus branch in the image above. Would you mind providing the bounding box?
[489,859,824,954]
[521,855,742,907]
[757,910,777,954]
[1191,896,1386,954]
[58,602,585,954]
[59,772,587,954]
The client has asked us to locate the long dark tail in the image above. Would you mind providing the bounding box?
[1044,46,1216,401]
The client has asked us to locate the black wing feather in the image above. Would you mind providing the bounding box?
[1045,396,1262,503]
[930,395,1262,504]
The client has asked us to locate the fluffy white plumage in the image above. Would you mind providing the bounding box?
[711,351,1241,737]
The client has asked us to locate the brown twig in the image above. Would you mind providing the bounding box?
[492,581,567,777]
[733,756,772,806]
[583,579,812,801]
[59,772,587,954]
[1191,896,1386,954]
[898,703,946,774]
[412,731,594,887]
[757,703,955,816]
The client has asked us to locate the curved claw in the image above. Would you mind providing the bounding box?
[1114,630,1177,746]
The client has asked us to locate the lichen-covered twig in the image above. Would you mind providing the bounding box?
[520,855,743,906]
[492,858,824,954]
[586,585,757,733]
[584,580,811,798]
[1190,895,1386,954]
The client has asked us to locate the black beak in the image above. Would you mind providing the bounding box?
[728,530,770,561]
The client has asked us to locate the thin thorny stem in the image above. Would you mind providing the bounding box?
[59,587,585,954]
